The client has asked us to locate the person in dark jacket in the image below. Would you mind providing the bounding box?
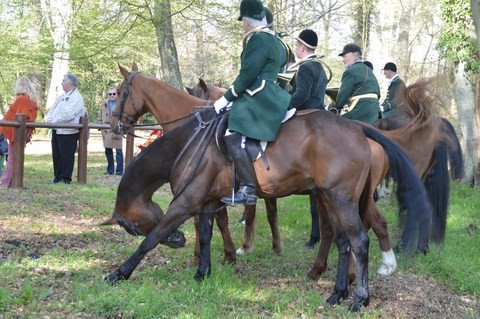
[333,43,380,125]
[214,0,291,206]
[380,62,406,118]
[288,29,328,110]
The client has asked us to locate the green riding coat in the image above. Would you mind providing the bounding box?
[223,27,291,142]
[334,60,381,125]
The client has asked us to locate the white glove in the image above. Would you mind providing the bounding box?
[379,104,384,112]
[214,96,229,114]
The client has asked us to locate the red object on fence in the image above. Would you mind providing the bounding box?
[137,130,163,151]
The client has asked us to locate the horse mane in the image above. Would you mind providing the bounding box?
[396,78,444,140]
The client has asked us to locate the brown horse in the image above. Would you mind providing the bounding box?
[105,104,430,311]
[109,64,402,279]
[191,77,454,250]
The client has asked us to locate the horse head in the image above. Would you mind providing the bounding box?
[111,62,148,135]
[99,203,186,249]
[186,78,226,102]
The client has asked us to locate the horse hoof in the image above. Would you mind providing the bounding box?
[102,271,127,285]
[326,289,348,305]
[377,265,394,276]
[304,239,318,249]
[348,296,369,312]
[194,272,205,282]
[236,248,246,256]
[222,255,236,265]
[306,269,320,281]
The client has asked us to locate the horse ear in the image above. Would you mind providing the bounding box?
[185,86,194,95]
[199,78,208,92]
[99,215,118,226]
[132,62,138,71]
[217,80,223,87]
[118,63,130,80]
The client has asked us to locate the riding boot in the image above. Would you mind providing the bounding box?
[221,132,257,206]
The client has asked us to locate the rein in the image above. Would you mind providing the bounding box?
[170,111,222,202]
[114,212,160,236]
[113,72,214,134]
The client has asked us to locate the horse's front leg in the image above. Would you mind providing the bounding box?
[194,211,215,281]
[104,214,190,284]
[307,194,333,281]
[305,190,320,248]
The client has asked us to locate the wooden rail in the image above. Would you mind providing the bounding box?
[0,115,160,188]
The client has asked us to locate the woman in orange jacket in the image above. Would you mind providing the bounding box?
[0,77,38,187]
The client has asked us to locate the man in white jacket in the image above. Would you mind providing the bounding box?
[45,73,85,184]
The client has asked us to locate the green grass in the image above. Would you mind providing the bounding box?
[0,152,479,318]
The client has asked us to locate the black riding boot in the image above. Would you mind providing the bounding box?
[221,132,257,206]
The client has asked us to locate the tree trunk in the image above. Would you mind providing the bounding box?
[153,0,183,90]
[40,0,72,110]
[454,61,478,185]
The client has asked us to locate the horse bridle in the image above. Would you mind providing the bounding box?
[112,71,142,134]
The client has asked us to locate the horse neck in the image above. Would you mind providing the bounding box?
[142,78,208,132]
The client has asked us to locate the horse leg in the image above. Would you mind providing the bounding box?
[305,191,320,248]
[324,191,369,312]
[214,207,237,264]
[265,198,283,254]
[194,212,214,281]
[237,204,257,255]
[367,199,396,276]
[105,213,191,284]
[193,215,200,266]
[307,193,334,281]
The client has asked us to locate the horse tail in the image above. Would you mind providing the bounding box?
[423,140,449,244]
[359,123,432,252]
[441,118,464,180]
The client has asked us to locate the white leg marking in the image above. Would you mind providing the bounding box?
[377,249,397,276]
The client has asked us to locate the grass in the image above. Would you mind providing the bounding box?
[0,152,479,318]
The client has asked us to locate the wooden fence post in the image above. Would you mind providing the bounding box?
[12,114,26,188]
[125,126,134,168]
[77,116,88,184]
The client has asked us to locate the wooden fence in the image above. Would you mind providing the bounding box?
[0,114,160,188]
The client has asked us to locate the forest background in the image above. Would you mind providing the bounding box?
[0,0,479,184]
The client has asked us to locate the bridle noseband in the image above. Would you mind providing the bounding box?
[112,71,142,134]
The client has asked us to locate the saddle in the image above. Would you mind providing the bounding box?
[215,108,298,170]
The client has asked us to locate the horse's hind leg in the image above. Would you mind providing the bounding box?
[265,198,283,254]
[214,208,237,264]
[237,204,257,255]
[326,229,351,305]
[367,199,396,276]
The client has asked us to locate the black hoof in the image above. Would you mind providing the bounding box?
[417,244,429,255]
[304,238,319,249]
[102,271,128,285]
[193,272,205,282]
[326,289,348,305]
[348,296,369,312]
[161,230,186,249]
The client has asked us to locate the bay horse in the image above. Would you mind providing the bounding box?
[108,64,405,279]
[104,105,430,311]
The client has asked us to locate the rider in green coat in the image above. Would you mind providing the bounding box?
[333,43,380,125]
[214,0,291,205]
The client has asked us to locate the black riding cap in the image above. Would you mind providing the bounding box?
[295,29,318,50]
[339,43,362,57]
[238,0,266,21]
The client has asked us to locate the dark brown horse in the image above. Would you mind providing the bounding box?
[105,104,430,311]
[109,65,403,279]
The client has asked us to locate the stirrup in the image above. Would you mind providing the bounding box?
[221,186,257,206]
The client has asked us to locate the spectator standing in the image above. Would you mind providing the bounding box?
[45,73,85,184]
[0,77,38,187]
[380,62,406,118]
[98,87,123,175]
